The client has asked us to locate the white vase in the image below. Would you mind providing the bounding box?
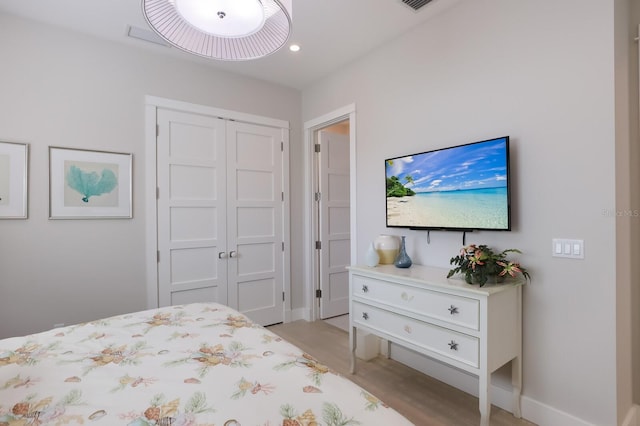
[364,242,380,267]
[374,234,400,265]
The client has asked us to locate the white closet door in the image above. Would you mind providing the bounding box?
[318,130,350,319]
[226,121,285,325]
[157,109,227,306]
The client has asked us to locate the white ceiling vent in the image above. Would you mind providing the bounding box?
[400,0,434,11]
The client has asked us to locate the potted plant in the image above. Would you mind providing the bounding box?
[447,244,531,287]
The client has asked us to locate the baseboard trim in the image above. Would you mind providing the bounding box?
[520,396,596,426]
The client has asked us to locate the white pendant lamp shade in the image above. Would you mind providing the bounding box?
[142,0,292,61]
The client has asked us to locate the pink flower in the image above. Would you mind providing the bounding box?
[468,250,485,270]
[497,261,522,277]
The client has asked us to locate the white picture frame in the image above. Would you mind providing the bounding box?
[49,146,132,219]
[0,141,29,219]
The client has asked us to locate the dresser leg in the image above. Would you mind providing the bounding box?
[349,326,357,374]
[479,373,491,426]
[512,356,522,418]
[512,285,523,418]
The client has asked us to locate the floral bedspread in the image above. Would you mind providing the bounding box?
[0,303,414,425]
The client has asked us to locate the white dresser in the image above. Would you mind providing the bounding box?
[348,264,523,426]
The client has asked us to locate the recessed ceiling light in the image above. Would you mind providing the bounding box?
[289,44,300,52]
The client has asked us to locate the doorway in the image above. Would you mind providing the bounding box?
[316,123,350,319]
[303,104,357,322]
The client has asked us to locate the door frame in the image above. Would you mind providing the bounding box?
[144,95,291,315]
[302,104,357,321]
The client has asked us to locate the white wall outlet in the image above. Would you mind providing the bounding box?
[552,239,584,259]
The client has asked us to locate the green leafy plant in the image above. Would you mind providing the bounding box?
[447,244,531,287]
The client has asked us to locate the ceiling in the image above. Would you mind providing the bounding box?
[0,0,461,90]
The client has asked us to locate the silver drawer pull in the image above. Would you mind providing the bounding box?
[362,285,369,293]
[448,305,459,315]
[362,312,369,320]
[448,340,458,351]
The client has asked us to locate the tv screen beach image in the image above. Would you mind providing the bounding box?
[386,137,510,230]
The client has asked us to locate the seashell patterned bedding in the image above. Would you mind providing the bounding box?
[0,302,414,425]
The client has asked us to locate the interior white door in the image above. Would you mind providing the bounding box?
[318,129,350,319]
[156,109,228,306]
[226,121,285,326]
[156,108,286,325]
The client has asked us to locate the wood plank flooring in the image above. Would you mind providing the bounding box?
[267,319,536,426]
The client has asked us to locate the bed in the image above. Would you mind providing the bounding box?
[0,302,414,425]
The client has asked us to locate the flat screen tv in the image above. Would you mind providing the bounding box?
[385,136,511,231]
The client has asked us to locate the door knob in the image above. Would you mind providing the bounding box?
[229,251,237,258]
[218,252,227,259]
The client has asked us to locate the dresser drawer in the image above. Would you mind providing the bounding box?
[352,274,480,331]
[352,301,479,368]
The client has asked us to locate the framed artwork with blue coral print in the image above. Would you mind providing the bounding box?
[49,147,132,219]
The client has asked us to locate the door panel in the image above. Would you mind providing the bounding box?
[237,243,275,273]
[238,278,277,312]
[237,207,274,237]
[170,165,217,199]
[237,170,275,199]
[170,247,219,282]
[170,207,217,240]
[318,130,350,319]
[157,109,227,307]
[226,121,284,325]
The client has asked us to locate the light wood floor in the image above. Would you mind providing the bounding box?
[268,319,536,426]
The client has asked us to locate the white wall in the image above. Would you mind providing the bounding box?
[303,0,629,424]
[1,2,636,424]
[0,14,303,338]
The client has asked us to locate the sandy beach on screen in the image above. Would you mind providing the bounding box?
[386,196,425,226]
[387,188,509,229]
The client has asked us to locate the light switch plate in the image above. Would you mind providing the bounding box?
[552,238,584,259]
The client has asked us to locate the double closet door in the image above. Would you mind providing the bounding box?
[155,108,287,326]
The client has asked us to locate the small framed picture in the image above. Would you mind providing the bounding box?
[0,141,29,219]
[49,146,132,219]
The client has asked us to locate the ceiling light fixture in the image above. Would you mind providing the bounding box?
[142,0,292,61]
